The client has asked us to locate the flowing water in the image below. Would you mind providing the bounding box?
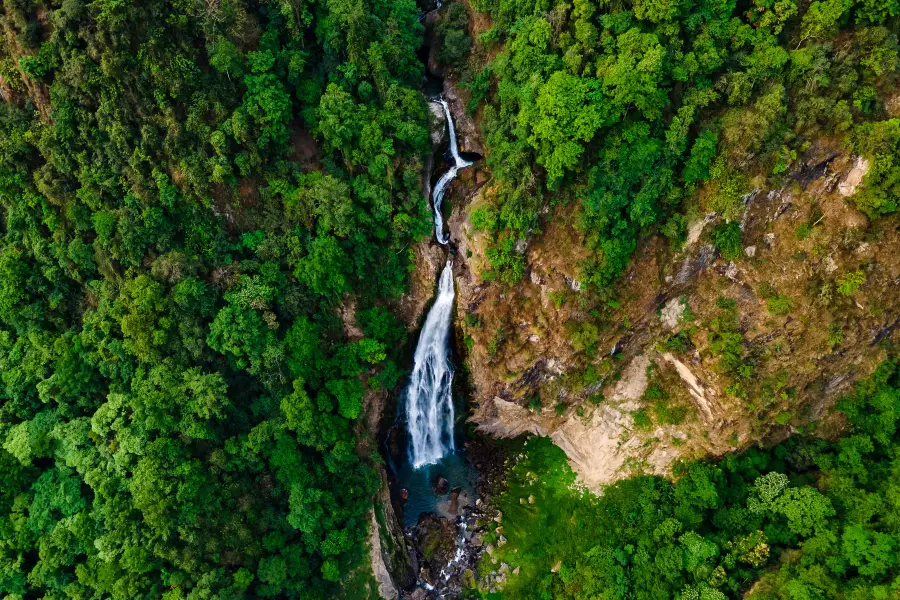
[405,261,456,468]
[398,96,480,593]
[404,98,473,469]
[431,99,472,245]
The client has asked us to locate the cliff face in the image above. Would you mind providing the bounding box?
[420,83,900,490]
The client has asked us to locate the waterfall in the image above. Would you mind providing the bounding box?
[405,98,472,469]
[406,262,456,468]
[432,99,472,245]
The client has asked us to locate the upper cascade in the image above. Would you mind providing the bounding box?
[431,99,472,245]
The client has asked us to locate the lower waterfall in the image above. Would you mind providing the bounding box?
[405,260,456,468]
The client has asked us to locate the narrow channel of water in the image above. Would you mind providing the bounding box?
[431,99,472,245]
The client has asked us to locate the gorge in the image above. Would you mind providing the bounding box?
[4,1,900,600]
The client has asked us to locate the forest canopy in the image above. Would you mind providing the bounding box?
[0,0,429,597]
[3,0,900,598]
[480,360,900,600]
[461,0,900,289]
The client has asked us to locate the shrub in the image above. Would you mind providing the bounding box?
[436,3,471,68]
[766,294,793,316]
[837,270,866,296]
[664,332,691,353]
[712,222,743,261]
[632,409,653,430]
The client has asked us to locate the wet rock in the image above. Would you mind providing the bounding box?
[428,101,448,151]
[407,588,427,600]
[413,513,457,573]
[448,487,462,515]
[400,488,409,502]
[443,82,484,155]
[433,476,450,496]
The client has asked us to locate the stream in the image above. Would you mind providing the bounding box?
[391,94,483,596]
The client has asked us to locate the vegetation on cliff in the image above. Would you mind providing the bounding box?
[476,360,900,599]
[455,0,899,289]
[0,0,428,597]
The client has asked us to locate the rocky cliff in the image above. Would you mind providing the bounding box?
[411,82,900,490]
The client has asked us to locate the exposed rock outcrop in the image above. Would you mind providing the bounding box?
[443,82,484,156]
[397,242,446,331]
[372,466,417,596]
[438,94,899,490]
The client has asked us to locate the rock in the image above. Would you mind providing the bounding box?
[528,495,535,504]
[428,101,448,151]
[744,245,756,258]
[443,82,484,156]
[513,566,521,575]
[610,354,652,402]
[412,513,458,583]
[371,467,416,593]
[564,275,582,291]
[448,487,461,515]
[400,488,409,502]
[470,532,483,547]
[686,212,716,246]
[368,510,399,599]
[725,262,739,281]
[433,476,449,496]
[408,588,427,600]
[839,156,870,197]
[399,242,445,330]
[551,560,562,573]
[498,536,507,547]
[660,297,685,330]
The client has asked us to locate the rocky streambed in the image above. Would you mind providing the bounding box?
[399,438,507,599]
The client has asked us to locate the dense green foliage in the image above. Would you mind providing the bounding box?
[0,0,429,597]
[477,360,900,599]
[436,3,473,69]
[463,0,899,288]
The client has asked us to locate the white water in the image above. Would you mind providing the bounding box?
[432,99,472,245]
[406,262,456,468]
[406,98,472,469]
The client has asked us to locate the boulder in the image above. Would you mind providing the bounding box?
[433,476,450,496]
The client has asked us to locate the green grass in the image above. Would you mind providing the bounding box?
[472,437,601,597]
